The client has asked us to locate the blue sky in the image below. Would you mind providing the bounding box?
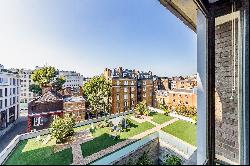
[0,0,197,77]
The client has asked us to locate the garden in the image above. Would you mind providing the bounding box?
[4,102,197,165]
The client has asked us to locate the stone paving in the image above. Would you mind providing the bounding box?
[80,118,179,165]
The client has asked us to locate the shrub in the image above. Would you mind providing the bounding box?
[136,151,153,165]
[135,101,149,116]
[51,114,75,143]
[160,104,170,116]
[164,155,182,165]
[192,115,197,124]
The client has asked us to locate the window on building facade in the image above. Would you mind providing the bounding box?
[116,102,120,109]
[131,94,134,98]
[116,94,119,100]
[5,99,7,107]
[10,98,12,105]
[0,100,2,109]
[5,88,7,97]
[34,117,43,126]
[131,87,134,91]
[124,101,128,107]
[124,94,128,100]
[0,89,2,97]
[117,80,120,85]
[124,87,128,92]
[124,81,128,85]
[131,100,134,105]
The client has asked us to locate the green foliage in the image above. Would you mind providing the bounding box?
[32,66,57,87]
[192,115,197,124]
[51,76,66,91]
[164,155,182,165]
[160,104,170,115]
[174,104,197,119]
[51,114,76,144]
[29,84,42,95]
[136,151,153,165]
[135,101,149,116]
[82,76,111,116]
[98,119,110,128]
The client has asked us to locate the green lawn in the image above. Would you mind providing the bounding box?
[5,136,73,165]
[150,112,173,124]
[5,116,155,165]
[161,120,197,146]
[80,118,155,157]
[74,124,91,132]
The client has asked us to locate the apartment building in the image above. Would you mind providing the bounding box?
[168,89,197,108]
[58,71,83,92]
[155,89,197,109]
[0,65,20,131]
[169,76,197,90]
[8,69,36,110]
[137,71,154,107]
[104,67,153,114]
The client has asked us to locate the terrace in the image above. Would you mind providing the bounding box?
[3,111,197,165]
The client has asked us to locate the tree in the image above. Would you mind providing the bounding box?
[82,76,111,118]
[135,101,149,116]
[51,114,75,143]
[51,76,66,91]
[32,66,56,87]
[29,84,42,95]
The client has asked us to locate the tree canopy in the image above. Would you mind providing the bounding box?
[51,76,66,91]
[32,66,57,87]
[82,76,111,117]
[29,84,42,95]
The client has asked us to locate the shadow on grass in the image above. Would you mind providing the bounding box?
[149,111,157,116]
[81,133,126,157]
[4,140,73,165]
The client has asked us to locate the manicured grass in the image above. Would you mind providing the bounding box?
[161,120,197,146]
[150,112,173,124]
[80,118,155,157]
[5,136,73,165]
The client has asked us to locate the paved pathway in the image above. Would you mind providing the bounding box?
[72,144,85,165]
[80,118,178,165]
[0,116,28,152]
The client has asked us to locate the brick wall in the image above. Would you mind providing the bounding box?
[215,18,239,163]
[112,138,159,165]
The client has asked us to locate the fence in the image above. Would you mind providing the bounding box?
[0,110,134,165]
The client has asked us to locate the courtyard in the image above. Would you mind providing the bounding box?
[4,113,197,165]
